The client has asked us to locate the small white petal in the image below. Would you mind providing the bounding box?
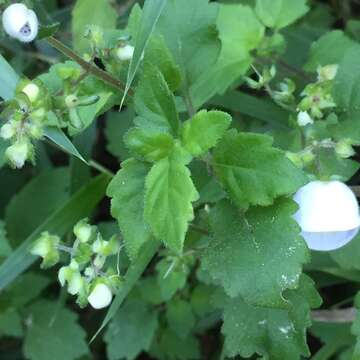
[22,83,39,102]
[293,181,360,251]
[0,123,15,140]
[297,111,313,127]
[116,45,134,61]
[5,141,30,168]
[88,283,112,309]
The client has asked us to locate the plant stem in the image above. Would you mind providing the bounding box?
[46,36,133,96]
[311,308,357,323]
[88,159,115,177]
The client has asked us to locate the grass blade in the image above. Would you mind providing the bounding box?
[0,54,19,101]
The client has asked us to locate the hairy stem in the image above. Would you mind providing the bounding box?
[46,36,133,96]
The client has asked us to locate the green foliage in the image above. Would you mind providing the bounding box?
[202,198,309,307]
[24,301,89,360]
[213,130,308,209]
[105,298,158,360]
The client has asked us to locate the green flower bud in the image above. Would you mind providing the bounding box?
[30,232,60,269]
[92,234,120,257]
[74,243,92,265]
[58,260,84,295]
[5,140,33,169]
[301,149,316,165]
[65,95,79,109]
[285,152,303,168]
[73,219,95,243]
[317,64,338,82]
[335,139,355,159]
[0,123,16,140]
[30,107,46,122]
[22,83,40,103]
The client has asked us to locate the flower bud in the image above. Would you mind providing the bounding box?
[22,83,40,103]
[116,44,134,61]
[73,219,95,243]
[58,262,84,296]
[65,95,79,109]
[2,3,39,43]
[293,181,360,251]
[297,111,313,127]
[317,64,338,82]
[5,140,32,168]
[30,232,60,268]
[0,123,16,140]
[335,139,355,159]
[87,283,113,309]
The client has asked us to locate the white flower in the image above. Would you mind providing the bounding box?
[297,111,314,127]
[116,45,134,61]
[0,123,15,140]
[22,83,40,103]
[5,141,31,168]
[317,64,338,82]
[88,283,113,309]
[2,3,39,43]
[293,181,360,251]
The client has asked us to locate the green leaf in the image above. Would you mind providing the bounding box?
[0,309,23,337]
[24,301,88,360]
[166,299,195,339]
[72,0,117,54]
[212,130,308,209]
[0,221,11,258]
[144,147,199,253]
[38,23,60,40]
[210,90,289,129]
[331,233,360,271]
[217,275,321,359]
[255,0,309,30]
[201,198,309,307]
[305,31,355,72]
[91,239,160,342]
[135,62,180,135]
[0,54,19,100]
[44,127,87,163]
[0,174,110,291]
[156,259,188,301]
[105,109,134,161]
[5,168,70,246]
[105,298,158,360]
[121,0,167,106]
[107,159,152,260]
[156,0,221,98]
[146,35,182,92]
[125,127,174,162]
[181,110,231,157]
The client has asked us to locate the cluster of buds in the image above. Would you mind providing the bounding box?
[30,219,123,309]
[2,3,39,43]
[244,65,276,90]
[1,80,48,168]
[297,65,338,125]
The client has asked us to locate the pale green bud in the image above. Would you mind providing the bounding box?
[317,64,338,82]
[5,140,32,168]
[65,94,79,109]
[73,219,95,243]
[58,260,84,296]
[335,139,356,159]
[22,83,40,103]
[93,254,106,269]
[0,123,16,140]
[116,44,134,61]
[30,232,60,268]
[297,111,314,127]
[301,149,316,165]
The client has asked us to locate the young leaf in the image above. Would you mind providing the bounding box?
[72,0,117,54]
[217,275,321,359]
[121,0,168,106]
[0,54,19,101]
[201,199,309,308]
[125,128,174,162]
[0,174,110,291]
[156,0,221,90]
[255,0,309,30]
[135,62,180,135]
[104,298,158,360]
[44,127,87,163]
[107,159,152,260]
[24,301,88,360]
[212,130,308,209]
[181,110,231,157]
[144,147,199,253]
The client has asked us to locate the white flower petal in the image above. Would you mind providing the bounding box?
[88,283,112,309]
